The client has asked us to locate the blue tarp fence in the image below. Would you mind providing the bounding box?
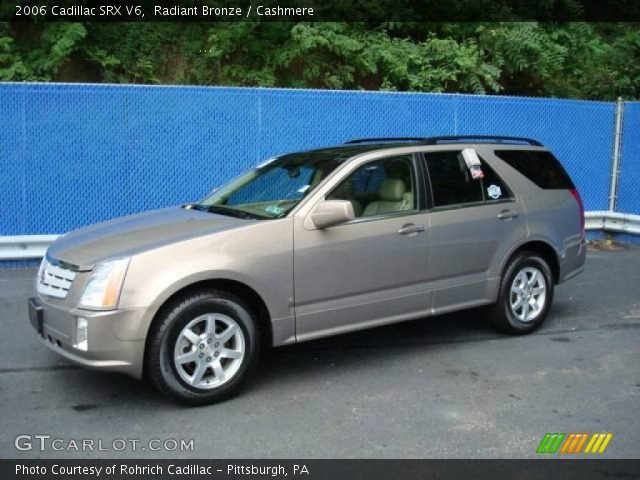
[1,83,637,242]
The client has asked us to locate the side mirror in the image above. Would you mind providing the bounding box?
[309,200,355,229]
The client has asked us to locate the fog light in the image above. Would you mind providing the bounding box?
[75,317,88,351]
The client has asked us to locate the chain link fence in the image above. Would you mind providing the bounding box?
[0,83,636,249]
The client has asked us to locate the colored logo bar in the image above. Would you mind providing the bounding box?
[584,433,614,454]
[537,433,613,454]
[537,433,565,453]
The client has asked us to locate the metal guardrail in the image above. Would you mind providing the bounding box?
[0,210,638,261]
[0,235,60,260]
[585,211,640,235]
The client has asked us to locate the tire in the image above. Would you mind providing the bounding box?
[147,289,260,405]
[487,251,554,334]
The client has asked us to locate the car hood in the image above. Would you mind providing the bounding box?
[47,207,248,270]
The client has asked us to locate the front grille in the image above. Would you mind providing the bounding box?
[37,260,76,299]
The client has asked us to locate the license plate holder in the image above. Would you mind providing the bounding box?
[28,298,44,336]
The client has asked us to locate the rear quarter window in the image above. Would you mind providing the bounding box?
[494,150,575,189]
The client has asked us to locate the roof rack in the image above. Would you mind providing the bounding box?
[421,135,542,146]
[344,136,542,147]
[345,137,426,144]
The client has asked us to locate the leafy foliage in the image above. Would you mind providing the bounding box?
[1,21,639,99]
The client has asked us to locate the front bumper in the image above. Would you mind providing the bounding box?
[29,296,146,379]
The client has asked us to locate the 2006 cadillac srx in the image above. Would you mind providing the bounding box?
[29,136,586,404]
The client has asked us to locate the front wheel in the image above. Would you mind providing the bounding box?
[488,251,554,334]
[147,290,260,405]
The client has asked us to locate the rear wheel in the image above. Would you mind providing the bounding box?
[488,251,554,334]
[147,290,260,405]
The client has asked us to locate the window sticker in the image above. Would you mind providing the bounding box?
[462,148,481,167]
[469,165,484,179]
[265,205,285,215]
[461,148,484,179]
[487,184,502,199]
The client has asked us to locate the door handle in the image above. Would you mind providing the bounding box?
[398,223,426,235]
[497,209,519,220]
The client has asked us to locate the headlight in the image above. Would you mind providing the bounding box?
[79,257,130,309]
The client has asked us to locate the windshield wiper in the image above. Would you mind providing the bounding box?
[206,205,268,220]
[184,203,271,220]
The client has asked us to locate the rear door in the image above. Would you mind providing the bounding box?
[421,148,528,313]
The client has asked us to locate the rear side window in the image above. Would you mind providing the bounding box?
[424,151,513,208]
[494,150,575,189]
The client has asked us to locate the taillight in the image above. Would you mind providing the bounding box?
[570,189,585,235]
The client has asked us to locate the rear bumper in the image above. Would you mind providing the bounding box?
[29,296,146,379]
[558,237,587,283]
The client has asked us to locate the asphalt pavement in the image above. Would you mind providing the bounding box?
[0,247,638,459]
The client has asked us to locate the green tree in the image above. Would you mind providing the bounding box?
[1,21,638,100]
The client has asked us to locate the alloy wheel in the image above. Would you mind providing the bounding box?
[173,313,245,390]
[509,266,547,323]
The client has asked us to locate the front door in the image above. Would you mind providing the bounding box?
[293,154,430,341]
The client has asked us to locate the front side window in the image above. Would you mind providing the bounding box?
[327,155,417,218]
[198,153,343,219]
[424,151,512,208]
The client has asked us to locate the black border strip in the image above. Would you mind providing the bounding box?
[4,459,640,480]
[3,0,640,22]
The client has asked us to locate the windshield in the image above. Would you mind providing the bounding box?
[198,152,344,219]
